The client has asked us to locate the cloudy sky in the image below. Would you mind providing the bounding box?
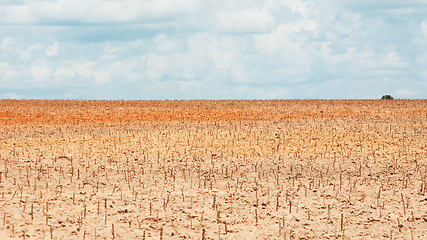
[1,0,427,100]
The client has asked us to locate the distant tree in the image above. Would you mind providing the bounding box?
[381,95,393,100]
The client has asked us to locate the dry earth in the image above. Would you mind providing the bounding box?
[0,99,426,239]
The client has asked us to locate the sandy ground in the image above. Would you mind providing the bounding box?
[0,100,426,239]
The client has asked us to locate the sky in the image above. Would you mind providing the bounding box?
[1,0,427,100]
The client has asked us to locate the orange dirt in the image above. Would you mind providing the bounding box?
[0,99,426,239]
[1,99,426,125]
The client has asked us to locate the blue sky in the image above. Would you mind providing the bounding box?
[1,0,427,100]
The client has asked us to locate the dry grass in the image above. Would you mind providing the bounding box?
[0,99,426,239]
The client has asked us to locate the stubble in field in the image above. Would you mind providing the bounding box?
[0,100,426,239]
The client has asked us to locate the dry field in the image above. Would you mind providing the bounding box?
[0,99,426,239]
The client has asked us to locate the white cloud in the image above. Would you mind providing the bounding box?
[0,0,426,99]
[1,4,35,24]
[422,22,427,38]
[0,37,16,52]
[144,54,167,81]
[252,22,312,81]
[31,61,52,82]
[29,43,44,51]
[202,35,248,80]
[0,62,19,82]
[54,66,76,79]
[284,0,312,17]
[105,45,120,55]
[46,42,59,57]
[0,0,203,24]
[394,89,418,98]
[2,92,21,99]
[381,51,407,69]
[94,71,111,85]
[215,8,275,34]
[74,61,95,78]
[17,48,31,61]
[108,60,143,82]
[153,34,184,53]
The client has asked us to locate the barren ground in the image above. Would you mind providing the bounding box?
[0,99,426,239]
